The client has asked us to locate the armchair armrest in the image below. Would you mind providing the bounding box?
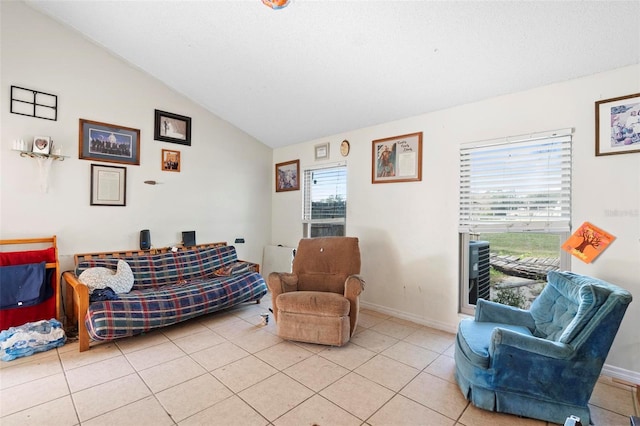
[476,298,535,331]
[344,274,365,299]
[62,271,91,352]
[344,274,365,336]
[267,272,299,322]
[490,327,573,360]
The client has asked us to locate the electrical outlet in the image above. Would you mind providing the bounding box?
[234,238,245,244]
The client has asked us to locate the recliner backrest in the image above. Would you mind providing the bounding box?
[293,237,360,294]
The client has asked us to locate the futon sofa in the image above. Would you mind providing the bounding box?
[63,243,267,351]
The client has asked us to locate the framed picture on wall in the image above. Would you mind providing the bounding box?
[161,149,181,172]
[90,164,127,206]
[154,109,192,146]
[79,119,140,165]
[275,159,300,192]
[372,132,423,183]
[595,92,640,156]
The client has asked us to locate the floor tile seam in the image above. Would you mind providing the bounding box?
[186,346,253,372]
[588,399,637,417]
[395,387,468,423]
[73,391,162,424]
[61,346,126,372]
[394,370,467,421]
[0,394,80,424]
[212,360,281,394]
[0,367,63,391]
[267,391,341,424]
[180,393,267,425]
[141,367,212,395]
[236,387,307,424]
[349,366,422,395]
[278,366,345,395]
[162,327,223,343]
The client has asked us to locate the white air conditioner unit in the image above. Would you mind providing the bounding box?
[469,240,490,305]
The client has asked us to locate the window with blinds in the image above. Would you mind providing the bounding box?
[303,165,347,237]
[458,129,573,314]
[459,129,572,234]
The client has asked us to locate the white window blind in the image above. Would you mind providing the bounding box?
[459,129,572,233]
[303,166,347,222]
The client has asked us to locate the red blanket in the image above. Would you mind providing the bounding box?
[0,248,56,330]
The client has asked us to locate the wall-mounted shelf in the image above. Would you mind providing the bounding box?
[12,149,68,161]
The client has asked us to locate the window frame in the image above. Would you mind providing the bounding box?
[458,129,573,315]
[302,164,347,238]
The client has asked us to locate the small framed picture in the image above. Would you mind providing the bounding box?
[595,92,640,156]
[90,164,126,206]
[275,159,300,192]
[32,136,51,155]
[314,142,330,161]
[154,109,192,146]
[161,149,181,172]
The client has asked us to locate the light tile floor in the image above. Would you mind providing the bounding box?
[0,293,637,425]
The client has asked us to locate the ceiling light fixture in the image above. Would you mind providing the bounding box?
[261,0,290,10]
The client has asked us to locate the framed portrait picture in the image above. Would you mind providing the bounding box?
[314,142,330,161]
[161,149,181,172]
[154,109,192,146]
[79,119,140,165]
[90,164,126,206]
[372,132,422,184]
[275,159,300,192]
[32,136,51,155]
[596,92,640,156]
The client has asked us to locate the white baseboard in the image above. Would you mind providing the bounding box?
[602,364,640,386]
[359,300,458,334]
[360,301,640,385]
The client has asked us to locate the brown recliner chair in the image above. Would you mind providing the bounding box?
[267,237,365,346]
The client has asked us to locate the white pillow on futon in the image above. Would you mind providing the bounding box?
[78,259,134,294]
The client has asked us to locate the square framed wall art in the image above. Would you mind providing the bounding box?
[595,92,640,156]
[161,149,181,172]
[275,159,300,192]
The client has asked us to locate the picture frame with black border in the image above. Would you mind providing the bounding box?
[90,164,127,206]
[154,109,192,146]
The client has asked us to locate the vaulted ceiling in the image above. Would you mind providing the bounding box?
[26,1,640,148]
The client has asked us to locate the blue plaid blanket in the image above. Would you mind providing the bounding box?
[77,245,267,341]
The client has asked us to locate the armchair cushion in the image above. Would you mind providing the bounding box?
[457,319,533,368]
[277,291,350,317]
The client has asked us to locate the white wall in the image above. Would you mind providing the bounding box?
[272,65,640,377]
[0,2,273,270]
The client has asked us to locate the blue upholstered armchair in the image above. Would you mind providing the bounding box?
[455,271,632,425]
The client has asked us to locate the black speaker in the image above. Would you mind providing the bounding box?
[182,231,196,247]
[140,229,151,250]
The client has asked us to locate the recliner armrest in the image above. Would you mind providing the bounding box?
[267,272,299,322]
[490,327,574,360]
[476,298,535,330]
[344,274,365,300]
